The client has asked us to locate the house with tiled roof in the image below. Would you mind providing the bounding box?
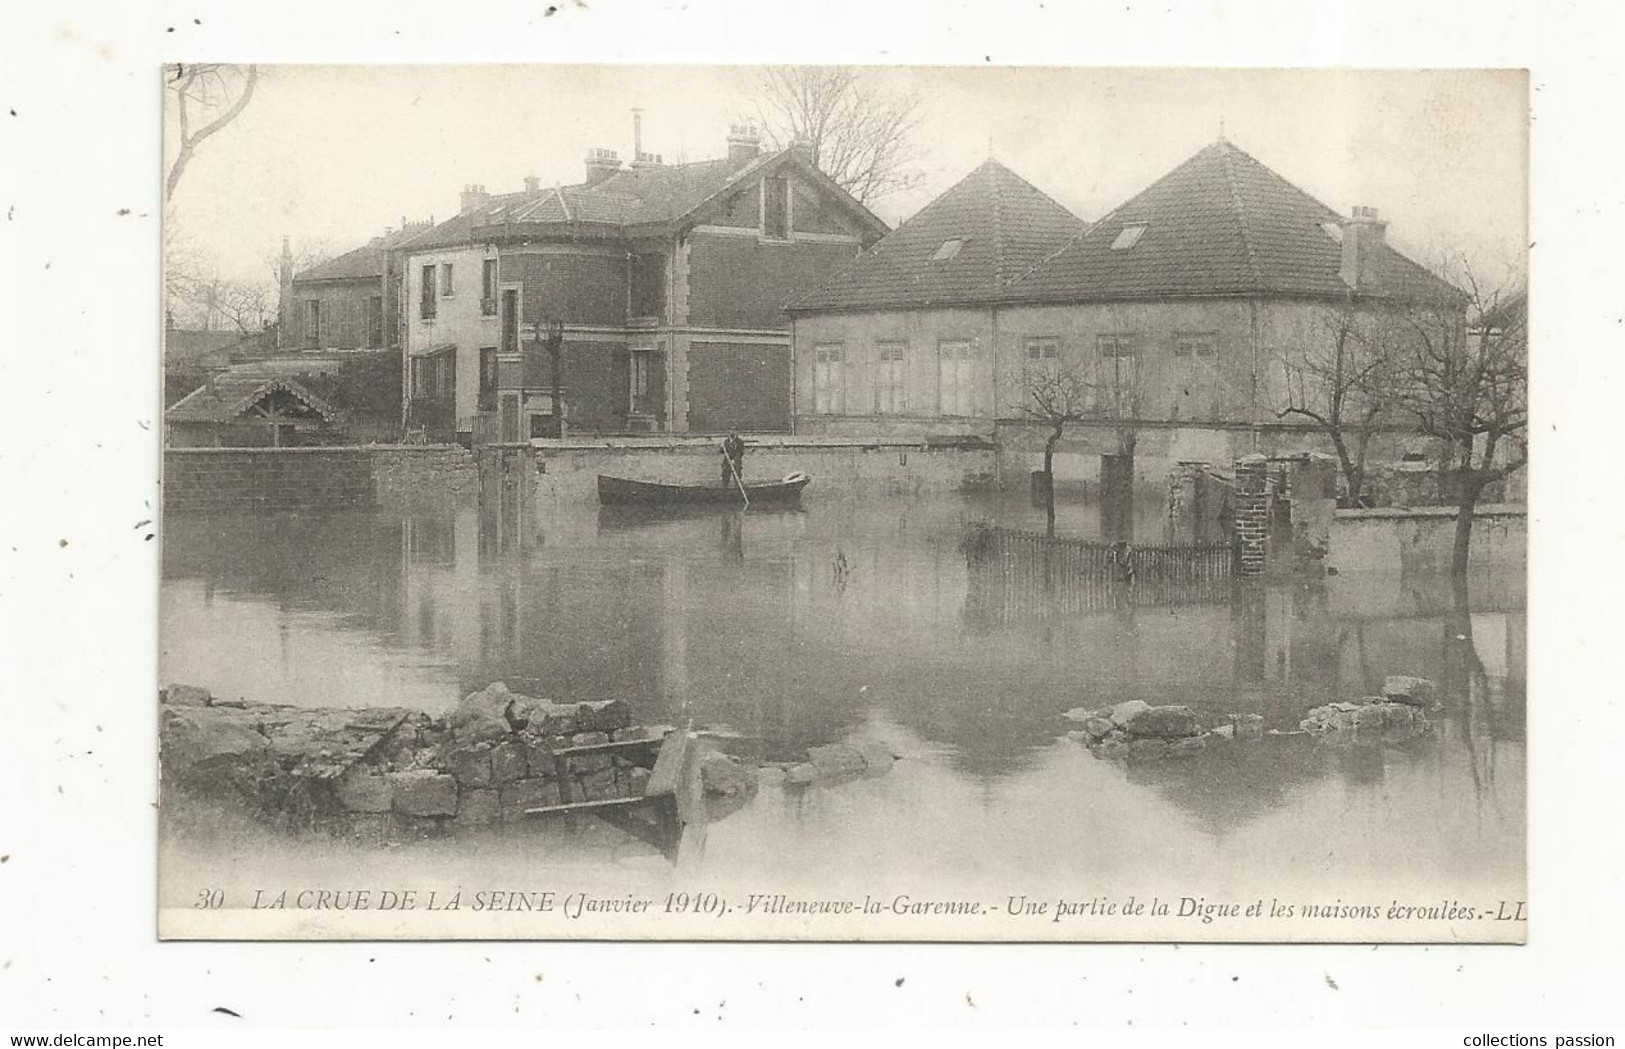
[793,139,1464,498]
[786,158,1087,437]
[399,125,889,441]
[278,220,433,355]
[987,137,1464,481]
[165,374,343,447]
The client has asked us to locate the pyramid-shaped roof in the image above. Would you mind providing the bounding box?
[1005,139,1461,304]
[789,159,1088,312]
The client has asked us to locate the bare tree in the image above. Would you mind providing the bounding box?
[748,66,925,205]
[1393,262,1527,578]
[1274,304,1402,506]
[1014,347,1143,537]
[165,64,259,200]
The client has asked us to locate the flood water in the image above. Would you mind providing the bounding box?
[160,490,1526,933]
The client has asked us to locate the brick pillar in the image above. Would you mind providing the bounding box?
[1234,454,1270,576]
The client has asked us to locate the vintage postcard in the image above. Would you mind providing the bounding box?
[158,64,1528,941]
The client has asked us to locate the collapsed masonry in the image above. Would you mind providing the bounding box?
[159,681,756,841]
[1061,674,1436,762]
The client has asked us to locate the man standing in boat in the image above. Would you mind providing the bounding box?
[720,431,747,488]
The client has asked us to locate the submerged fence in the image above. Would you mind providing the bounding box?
[963,525,1234,622]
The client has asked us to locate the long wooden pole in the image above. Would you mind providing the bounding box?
[723,441,749,509]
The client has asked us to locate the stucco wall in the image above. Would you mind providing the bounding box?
[792,307,1001,432]
[1328,505,1527,574]
[404,245,500,433]
[287,277,385,350]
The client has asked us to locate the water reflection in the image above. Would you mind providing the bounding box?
[161,493,1524,864]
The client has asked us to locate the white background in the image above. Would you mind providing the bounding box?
[3,0,1623,1032]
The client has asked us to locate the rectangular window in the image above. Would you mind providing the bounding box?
[411,355,454,400]
[813,344,844,414]
[500,289,520,353]
[304,300,320,348]
[1173,332,1218,357]
[938,339,975,416]
[366,296,384,347]
[1098,334,1140,418]
[874,341,906,415]
[763,176,790,239]
[478,347,498,412]
[630,349,653,412]
[1024,335,1059,361]
[420,265,437,319]
[440,262,455,297]
[481,259,498,315]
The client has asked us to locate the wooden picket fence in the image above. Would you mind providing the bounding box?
[963,525,1234,621]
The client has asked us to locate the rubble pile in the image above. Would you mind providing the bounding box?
[1061,674,1437,763]
[161,682,661,836]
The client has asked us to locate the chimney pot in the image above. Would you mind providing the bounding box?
[460,184,492,214]
[584,148,622,185]
[726,122,762,163]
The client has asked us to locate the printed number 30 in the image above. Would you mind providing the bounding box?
[194,888,225,909]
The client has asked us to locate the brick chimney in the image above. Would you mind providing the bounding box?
[460,184,491,214]
[789,136,815,164]
[523,175,540,194]
[727,123,762,163]
[584,148,621,185]
[1339,205,1388,291]
[631,151,664,170]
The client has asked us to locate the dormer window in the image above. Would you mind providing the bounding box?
[1111,225,1147,250]
[932,239,964,262]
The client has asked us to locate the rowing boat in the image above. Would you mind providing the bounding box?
[596,471,811,508]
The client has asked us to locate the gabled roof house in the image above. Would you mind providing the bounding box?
[399,126,890,441]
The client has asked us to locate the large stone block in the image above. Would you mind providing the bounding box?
[457,788,499,825]
[388,770,457,817]
[499,778,559,821]
[446,745,493,788]
[1107,700,1151,728]
[336,769,393,813]
[448,684,513,743]
[163,684,212,707]
[1123,704,1202,739]
[160,707,269,775]
[699,751,758,797]
[1229,714,1263,739]
[577,767,619,801]
[489,740,527,784]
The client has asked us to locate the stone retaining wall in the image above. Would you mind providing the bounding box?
[1328,504,1527,574]
[162,444,478,513]
[522,435,998,505]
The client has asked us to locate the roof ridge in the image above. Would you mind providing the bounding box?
[1216,142,1264,290]
[990,164,1006,294]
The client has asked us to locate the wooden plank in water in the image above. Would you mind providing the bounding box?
[522,796,647,817]
[546,737,666,758]
[645,730,690,798]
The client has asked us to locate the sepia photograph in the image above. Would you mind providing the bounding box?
[155,64,1529,942]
